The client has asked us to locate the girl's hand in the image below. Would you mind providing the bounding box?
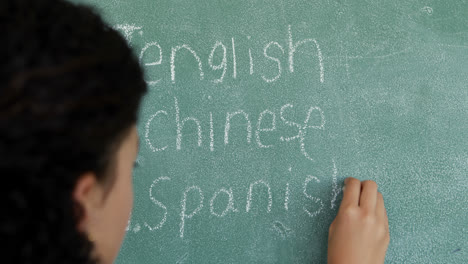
[328,177,390,264]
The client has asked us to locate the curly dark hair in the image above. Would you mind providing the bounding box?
[0,0,147,263]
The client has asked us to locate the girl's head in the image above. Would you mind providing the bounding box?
[1,0,147,263]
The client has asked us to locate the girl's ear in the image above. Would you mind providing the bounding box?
[73,172,100,232]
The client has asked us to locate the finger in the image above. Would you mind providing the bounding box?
[376,192,389,230]
[328,221,335,241]
[360,180,378,211]
[340,177,361,208]
[377,192,388,218]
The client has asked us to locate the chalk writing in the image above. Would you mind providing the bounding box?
[113,24,142,43]
[330,159,340,209]
[171,45,204,83]
[210,188,237,217]
[119,25,324,85]
[180,186,204,238]
[145,110,168,152]
[145,98,325,160]
[224,111,252,145]
[208,41,227,83]
[246,180,273,213]
[139,42,162,85]
[175,97,202,150]
[303,175,324,217]
[134,164,341,238]
[272,221,293,239]
[262,42,284,83]
[144,176,171,231]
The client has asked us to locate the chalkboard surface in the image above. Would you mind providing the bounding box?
[73,0,467,263]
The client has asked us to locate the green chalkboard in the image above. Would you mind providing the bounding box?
[73,0,467,263]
